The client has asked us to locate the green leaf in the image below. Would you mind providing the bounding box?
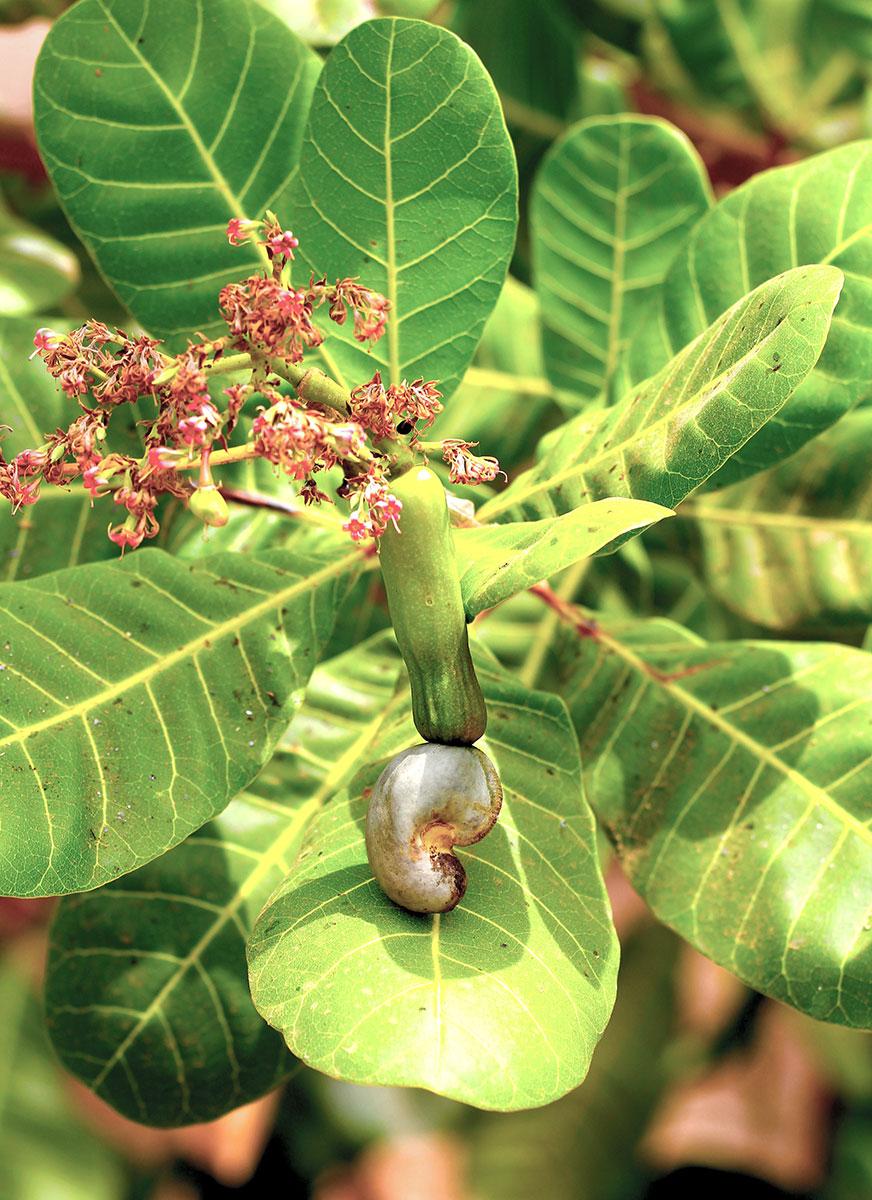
[248,661,618,1112]
[562,614,872,1028]
[260,0,372,44]
[456,498,673,617]
[44,632,405,1126]
[0,959,124,1200]
[290,17,518,398]
[433,276,558,467]
[0,194,79,315]
[0,533,358,897]
[33,0,320,345]
[683,409,872,630]
[0,319,127,580]
[468,925,679,1200]
[478,265,844,523]
[531,115,712,400]
[624,142,872,484]
[451,0,580,140]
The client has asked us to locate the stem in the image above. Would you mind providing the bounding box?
[529,581,598,638]
[220,486,343,529]
[518,559,590,689]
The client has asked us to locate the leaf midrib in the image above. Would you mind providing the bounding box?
[0,550,359,750]
[478,290,817,521]
[594,624,872,849]
[95,0,270,271]
[683,503,872,536]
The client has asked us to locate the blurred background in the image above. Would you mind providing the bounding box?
[0,1,870,1197]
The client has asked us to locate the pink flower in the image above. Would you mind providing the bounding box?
[82,463,109,499]
[343,514,374,542]
[108,519,144,551]
[226,218,258,246]
[266,229,299,261]
[30,327,59,359]
[147,445,185,471]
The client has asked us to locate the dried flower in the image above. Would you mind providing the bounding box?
[442,439,504,486]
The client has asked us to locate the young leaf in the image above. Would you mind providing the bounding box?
[683,409,872,630]
[624,142,872,484]
[33,0,320,345]
[0,534,358,897]
[562,614,872,1029]
[45,634,405,1125]
[478,265,843,523]
[289,17,518,398]
[531,115,712,400]
[248,662,619,1112]
[455,497,673,617]
[0,960,124,1200]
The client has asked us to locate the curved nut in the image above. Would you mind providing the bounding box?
[365,743,503,914]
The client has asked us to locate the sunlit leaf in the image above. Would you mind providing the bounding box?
[0,532,358,896]
[624,141,872,484]
[456,497,673,616]
[0,194,79,316]
[33,0,320,345]
[562,613,872,1028]
[479,265,843,522]
[532,115,712,400]
[290,17,518,398]
[249,659,618,1112]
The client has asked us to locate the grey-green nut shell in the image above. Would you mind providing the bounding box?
[365,743,503,914]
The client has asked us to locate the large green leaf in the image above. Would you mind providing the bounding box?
[43,636,403,1126]
[478,265,843,523]
[624,142,872,484]
[531,115,712,400]
[432,276,558,466]
[290,17,518,398]
[0,959,124,1200]
[0,319,122,580]
[683,409,872,630]
[451,0,580,139]
[33,0,320,345]
[0,533,358,897]
[248,660,618,1111]
[561,614,872,1028]
[456,497,673,617]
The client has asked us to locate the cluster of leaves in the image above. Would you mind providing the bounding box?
[0,0,868,1183]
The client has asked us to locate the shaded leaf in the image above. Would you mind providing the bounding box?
[0,533,358,896]
[683,409,872,630]
[561,613,872,1028]
[0,959,124,1200]
[34,0,320,344]
[0,193,79,315]
[290,17,518,398]
[479,265,843,522]
[624,141,872,484]
[468,925,679,1200]
[532,115,712,400]
[44,634,404,1125]
[248,661,618,1112]
[456,497,673,616]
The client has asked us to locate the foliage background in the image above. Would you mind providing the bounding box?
[0,0,870,1197]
